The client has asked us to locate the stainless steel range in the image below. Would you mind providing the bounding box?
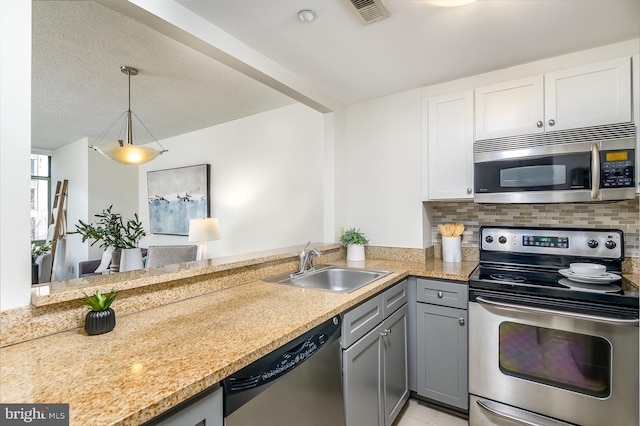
[468,226,639,426]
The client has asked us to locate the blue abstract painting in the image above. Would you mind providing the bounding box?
[147,164,210,235]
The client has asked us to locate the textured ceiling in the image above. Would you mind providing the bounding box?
[32,1,294,151]
[33,0,640,152]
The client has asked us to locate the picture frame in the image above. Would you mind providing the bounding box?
[147,164,210,235]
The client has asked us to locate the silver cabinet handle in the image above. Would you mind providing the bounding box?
[466,187,472,194]
[548,119,556,126]
[437,291,443,298]
[536,120,543,128]
[458,318,465,326]
[591,143,600,200]
[476,398,573,426]
[476,296,639,325]
[379,329,391,337]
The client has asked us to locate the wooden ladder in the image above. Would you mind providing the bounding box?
[49,179,68,275]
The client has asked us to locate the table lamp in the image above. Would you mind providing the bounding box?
[188,218,221,260]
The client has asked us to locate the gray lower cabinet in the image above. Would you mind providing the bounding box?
[147,383,223,426]
[343,280,409,426]
[415,278,468,411]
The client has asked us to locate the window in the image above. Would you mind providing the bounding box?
[30,154,51,242]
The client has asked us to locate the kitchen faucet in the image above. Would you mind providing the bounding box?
[293,241,321,277]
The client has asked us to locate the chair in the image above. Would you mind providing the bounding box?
[145,245,198,268]
[34,253,52,283]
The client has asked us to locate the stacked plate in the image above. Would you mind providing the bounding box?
[558,263,621,284]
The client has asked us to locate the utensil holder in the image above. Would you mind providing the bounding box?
[442,236,461,262]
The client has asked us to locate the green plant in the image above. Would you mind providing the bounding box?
[81,289,117,311]
[72,205,145,249]
[31,239,55,258]
[339,227,369,246]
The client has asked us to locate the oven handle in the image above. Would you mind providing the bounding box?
[476,296,639,326]
[476,398,573,426]
[591,142,600,200]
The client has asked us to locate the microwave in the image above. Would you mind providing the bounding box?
[474,124,636,204]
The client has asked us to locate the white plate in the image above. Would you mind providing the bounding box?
[558,278,621,293]
[558,269,621,284]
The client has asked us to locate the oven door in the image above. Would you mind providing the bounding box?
[469,291,638,426]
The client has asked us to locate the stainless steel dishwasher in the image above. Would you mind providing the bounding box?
[222,316,344,426]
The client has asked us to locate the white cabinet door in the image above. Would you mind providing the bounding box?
[545,57,632,132]
[426,90,474,200]
[475,75,544,140]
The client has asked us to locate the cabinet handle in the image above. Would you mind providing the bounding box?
[548,119,556,126]
[459,318,465,326]
[380,329,391,337]
[536,120,543,128]
[466,188,472,194]
[437,291,443,298]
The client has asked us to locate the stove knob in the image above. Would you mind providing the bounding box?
[485,236,494,244]
[498,236,507,244]
[587,239,599,249]
[605,240,617,250]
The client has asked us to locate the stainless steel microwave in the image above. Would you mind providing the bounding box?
[473,123,637,204]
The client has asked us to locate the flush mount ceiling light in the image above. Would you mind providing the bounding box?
[424,0,476,6]
[90,66,167,165]
[297,9,316,23]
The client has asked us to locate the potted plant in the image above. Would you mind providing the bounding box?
[81,289,117,335]
[72,205,146,272]
[339,227,369,262]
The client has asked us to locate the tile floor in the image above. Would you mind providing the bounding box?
[393,399,468,426]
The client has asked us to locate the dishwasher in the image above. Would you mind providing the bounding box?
[222,316,344,426]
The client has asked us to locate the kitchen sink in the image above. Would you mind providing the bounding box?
[264,265,391,293]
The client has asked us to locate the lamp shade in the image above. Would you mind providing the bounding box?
[93,141,164,165]
[188,218,221,242]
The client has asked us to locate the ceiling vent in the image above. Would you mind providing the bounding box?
[342,0,391,25]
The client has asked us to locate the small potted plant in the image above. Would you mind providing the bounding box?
[72,205,146,272]
[81,289,117,335]
[339,227,369,262]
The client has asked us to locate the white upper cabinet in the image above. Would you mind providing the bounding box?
[475,75,544,140]
[425,90,474,200]
[545,57,632,132]
[475,57,632,140]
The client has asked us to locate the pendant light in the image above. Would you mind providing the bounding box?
[90,66,167,165]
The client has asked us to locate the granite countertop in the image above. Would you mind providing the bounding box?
[0,257,476,426]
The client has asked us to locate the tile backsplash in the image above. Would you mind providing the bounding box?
[428,197,639,258]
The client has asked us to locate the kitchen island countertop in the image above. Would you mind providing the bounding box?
[0,256,475,426]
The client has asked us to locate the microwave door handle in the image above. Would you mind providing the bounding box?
[475,296,639,326]
[591,143,600,200]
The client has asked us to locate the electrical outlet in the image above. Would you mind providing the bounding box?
[339,227,344,236]
[68,265,74,273]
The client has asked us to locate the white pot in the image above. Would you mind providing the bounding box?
[120,248,144,272]
[346,244,366,262]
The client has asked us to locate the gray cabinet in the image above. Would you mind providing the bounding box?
[343,280,409,426]
[415,278,468,411]
[148,384,223,426]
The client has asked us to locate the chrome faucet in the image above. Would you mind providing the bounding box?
[294,241,322,276]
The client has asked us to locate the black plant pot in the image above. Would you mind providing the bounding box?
[85,308,116,335]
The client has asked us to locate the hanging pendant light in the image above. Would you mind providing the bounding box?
[90,66,167,165]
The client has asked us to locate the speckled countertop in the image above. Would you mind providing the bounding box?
[0,257,476,426]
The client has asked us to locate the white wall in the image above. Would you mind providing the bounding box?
[0,1,31,311]
[137,103,325,257]
[346,89,424,248]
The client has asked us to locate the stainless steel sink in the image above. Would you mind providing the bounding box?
[264,265,391,293]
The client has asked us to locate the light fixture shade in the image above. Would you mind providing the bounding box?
[93,141,164,165]
[188,218,221,242]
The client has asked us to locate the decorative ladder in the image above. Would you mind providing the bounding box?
[48,179,68,278]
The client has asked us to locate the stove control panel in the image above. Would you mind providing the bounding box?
[481,226,623,259]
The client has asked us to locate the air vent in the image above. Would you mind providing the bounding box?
[342,0,391,25]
